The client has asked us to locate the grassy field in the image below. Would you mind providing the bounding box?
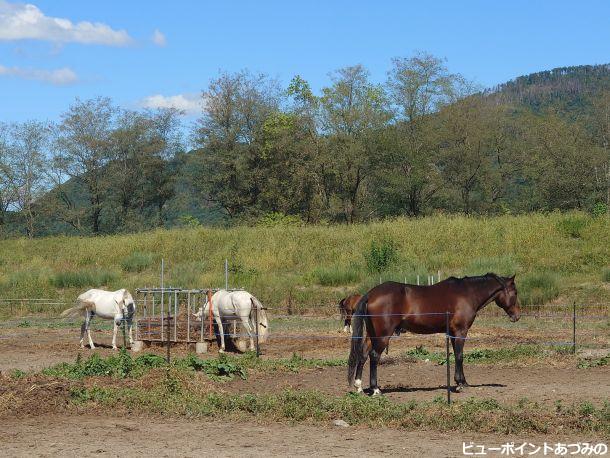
[0,212,608,318]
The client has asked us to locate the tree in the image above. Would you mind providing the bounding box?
[191,70,281,219]
[319,65,390,222]
[3,121,52,236]
[54,97,116,234]
[376,52,474,216]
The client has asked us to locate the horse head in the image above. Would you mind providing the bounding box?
[490,274,521,322]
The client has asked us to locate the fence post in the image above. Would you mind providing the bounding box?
[253,298,260,357]
[572,301,576,354]
[166,309,171,364]
[446,311,451,405]
[225,259,229,290]
[207,290,214,339]
[417,275,420,286]
[122,308,127,350]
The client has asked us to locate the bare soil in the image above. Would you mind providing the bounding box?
[0,414,606,458]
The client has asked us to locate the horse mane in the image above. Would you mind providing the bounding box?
[442,273,504,285]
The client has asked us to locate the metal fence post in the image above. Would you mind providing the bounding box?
[166,309,171,364]
[446,311,451,405]
[253,298,260,357]
[572,301,576,354]
[122,308,127,350]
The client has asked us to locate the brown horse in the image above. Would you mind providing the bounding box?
[338,294,362,333]
[347,273,520,395]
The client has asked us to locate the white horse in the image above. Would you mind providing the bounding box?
[195,290,269,353]
[60,289,136,350]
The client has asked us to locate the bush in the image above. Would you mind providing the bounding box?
[50,269,118,288]
[591,202,608,218]
[519,272,560,305]
[257,212,303,227]
[602,267,610,283]
[120,252,154,273]
[364,236,398,273]
[310,266,361,286]
[556,216,589,239]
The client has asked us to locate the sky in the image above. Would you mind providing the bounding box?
[1,0,609,123]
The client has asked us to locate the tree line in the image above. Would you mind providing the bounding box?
[1,53,609,237]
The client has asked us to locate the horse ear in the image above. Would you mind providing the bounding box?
[509,274,516,282]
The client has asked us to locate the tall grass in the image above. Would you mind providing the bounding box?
[519,272,560,305]
[0,212,608,317]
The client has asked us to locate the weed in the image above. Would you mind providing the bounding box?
[577,355,609,369]
[602,267,610,283]
[50,269,118,288]
[365,236,398,273]
[10,369,26,379]
[556,216,589,239]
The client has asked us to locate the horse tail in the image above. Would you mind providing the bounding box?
[60,299,88,318]
[250,296,269,344]
[347,293,368,386]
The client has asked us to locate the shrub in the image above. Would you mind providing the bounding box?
[310,265,361,286]
[49,269,118,288]
[364,236,398,273]
[519,272,560,305]
[591,202,608,218]
[257,212,303,227]
[602,267,610,283]
[556,216,588,239]
[120,252,154,273]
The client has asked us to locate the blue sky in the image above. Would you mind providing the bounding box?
[1,0,609,123]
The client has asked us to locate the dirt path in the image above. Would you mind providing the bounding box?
[1,414,606,458]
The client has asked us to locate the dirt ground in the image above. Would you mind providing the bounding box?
[0,323,608,457]
[1,414,607,458]
[1,325,609,405]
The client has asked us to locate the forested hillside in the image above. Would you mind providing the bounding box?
[1,55,609,237]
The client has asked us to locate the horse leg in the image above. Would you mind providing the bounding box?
[239,315,255,351]
[112,320,118,350]
[354,338,371,393]
[369,337,390,396]
[128,321,134,345]
[80,313,87,348]
[451,335,468,391]
[215,314,225,353]
[86,311,95,349]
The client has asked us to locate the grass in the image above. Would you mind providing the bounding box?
[310,265,361,286]
[63,385,610,435]
[49,269,118,289]
[519,271,560,305]
[1,212,609,318]
[602,267,610,283]
[40,351,347,381]
[403,344,561,365]
[120,251,155,273]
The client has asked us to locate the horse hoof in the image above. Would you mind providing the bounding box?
[219,348,225,354]
[372,388,382,396]
[455,384,468,393]
[112,346,118,351]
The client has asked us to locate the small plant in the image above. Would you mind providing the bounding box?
[577,355,609,369]
[364,236,398,273]
[17,320,31,328]
[10,369,26,379]
[120,252,154,273]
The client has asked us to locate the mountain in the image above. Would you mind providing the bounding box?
[484,63,610,116]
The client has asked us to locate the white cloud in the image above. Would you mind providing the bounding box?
[0,63,78,85]
[151,29,166,47]
[0,1,132,46]
[140,93,202,115]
